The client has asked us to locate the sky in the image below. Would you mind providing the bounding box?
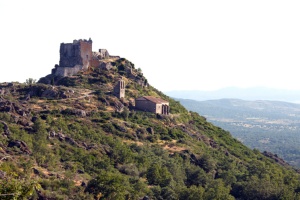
[1,0,300,92]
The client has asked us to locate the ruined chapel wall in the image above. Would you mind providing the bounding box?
[136,100,157,113]
[155,104,162,114]
[155,103,168,114]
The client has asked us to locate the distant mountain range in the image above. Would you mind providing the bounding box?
[165,87,300,103]
[177,98,300,167]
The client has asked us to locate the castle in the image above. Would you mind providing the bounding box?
[49,39,170,115]
[51,38,118,77]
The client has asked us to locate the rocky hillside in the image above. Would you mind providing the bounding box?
[1,57,300,199]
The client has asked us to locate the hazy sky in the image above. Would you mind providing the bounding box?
[1,0,300,91]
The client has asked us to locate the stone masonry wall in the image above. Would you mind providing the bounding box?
[79,41,92,70]
[135,100,169,114]
[113,80,125,98]
[59,39,92,70]
[135,100,157,113]
[55,65,83,77]
[51,39,120,77]
[59,43,82,67]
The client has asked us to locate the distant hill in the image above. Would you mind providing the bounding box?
[177,98,300,167]
[166,87,300,103]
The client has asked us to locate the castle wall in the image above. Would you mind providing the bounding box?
[59,43,82,67]
[98,49,110,59]
[52,39,119,77]
[79,41,92,70]
[58,39,92,70]
[90,59,101,68]
[55,65,83,77]
[90,50,110,68]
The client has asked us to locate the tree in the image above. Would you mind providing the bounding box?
[147,163,161,185]
[0,178,41,200]
[186,167,208,187]
[198,154,216,173]
[146,163,172,187]
[85,170,132,200]
[204,179,234,200]
[121,107,129,121]
[25,78,36,85]
[32,117,48,165]
[179,185,205,200]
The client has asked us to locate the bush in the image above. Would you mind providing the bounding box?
[146,163,172,187]
[85,170,133,199]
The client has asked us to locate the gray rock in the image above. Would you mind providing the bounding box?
[100,62,113,70]
[41,89,58,98]
[0,120,10,136]
[0,170,6,179]
[74,109,86,117]
[33,168,40,175]
[146,127,154,135]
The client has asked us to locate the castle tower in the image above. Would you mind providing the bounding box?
[59,38,93,70]
[114,79,125,98]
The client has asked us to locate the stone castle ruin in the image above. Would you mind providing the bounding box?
[44,38,170,115]
[51,38,119,77]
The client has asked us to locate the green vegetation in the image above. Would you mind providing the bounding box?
[25,78,37,85]
[178,98,300,167]
[1,58,300,199]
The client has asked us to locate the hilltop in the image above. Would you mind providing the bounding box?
[1,39,300,199]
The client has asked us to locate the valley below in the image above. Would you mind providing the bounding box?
[178,98,300,167]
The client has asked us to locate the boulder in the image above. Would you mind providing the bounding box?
[0,120,10,136]
[8,140,31,154]
[0,89,4,95]
[65,136,79,146]
[17,118,33,127]
[100,62,113,70]
[31,116,38,123]
[146,127,154,135]
[49,130,56,137]
[41,89,58,99]
[33,168,41,175]
[0,170,6,179]
[74,109,86,117]
[143,196,150,200]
